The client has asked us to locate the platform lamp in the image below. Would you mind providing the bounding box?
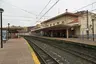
[91,14,96,41]
[0,8,4,48]
[8,23,10,40]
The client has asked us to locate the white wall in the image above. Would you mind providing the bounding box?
[41,15,78,28]
[79,13,96,38]
[75,27,80,36]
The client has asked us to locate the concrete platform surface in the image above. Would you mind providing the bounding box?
[41,37,96,46]
[0,38,34,64]
[55,38,96,46]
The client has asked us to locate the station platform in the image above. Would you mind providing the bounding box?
[0,38,40,64]
[40,36,96,46]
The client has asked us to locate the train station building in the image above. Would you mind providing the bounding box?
[32,10,96,38]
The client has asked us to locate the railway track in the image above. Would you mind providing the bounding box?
[25,37,60,64]
[27,36,96,64]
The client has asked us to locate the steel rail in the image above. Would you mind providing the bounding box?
[25,37,60,64]
[28,36,96,64]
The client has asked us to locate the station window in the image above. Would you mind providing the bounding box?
[62,21,64,24]
[46,24,48,27]
[57,22,60,24]
[48,24,50,27]
[50,24,52,26]
[53,23,55,26]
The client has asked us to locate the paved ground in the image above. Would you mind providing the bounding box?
[0,38,34,64]
[42,37,96,46]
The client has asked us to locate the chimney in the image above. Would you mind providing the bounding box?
[66,9,68,12]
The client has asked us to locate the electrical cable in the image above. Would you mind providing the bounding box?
[74,1,96,12]
[3,15,34,19]
[36,0,60,23]
[38,0,52,16]
[0,0,37,16]
[1,0,51,18]
[90,8,96,12]
[3,18,33,21]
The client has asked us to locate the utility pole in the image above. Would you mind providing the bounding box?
[86,10,89,39]
[0,8,4,48]
[92,19,94,41]
[8,23,10,40]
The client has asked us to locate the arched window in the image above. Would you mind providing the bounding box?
[50,24,52,26]
[57,22,60,24]
[62,21,64,24]
[53,23,55,26]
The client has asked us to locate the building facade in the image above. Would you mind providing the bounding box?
[32,10,96,38]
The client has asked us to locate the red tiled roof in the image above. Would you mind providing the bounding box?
[68,18,78,24]
[41,12,79,24]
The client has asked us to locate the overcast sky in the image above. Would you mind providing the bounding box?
[0,0,96,27]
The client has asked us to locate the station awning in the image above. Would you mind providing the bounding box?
[33,23,80,32]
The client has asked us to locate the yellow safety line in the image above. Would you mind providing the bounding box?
[26,40,41,64]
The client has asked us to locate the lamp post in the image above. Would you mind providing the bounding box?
[92,19,95,41]
[8,23,10,40]
[0,8,4,48]
[91,14,96,41]
[86,10,89,39]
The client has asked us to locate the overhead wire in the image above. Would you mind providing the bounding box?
[3,15,34,19]
[1,0,96,24]
[36,1,96,24]
[0,0,37,16]
[38,0,52,16]
[0,0,60,22]
[74,1,96,12]
[90,8,96,12]
[1,0,51,18]
[36,0,60,23]
[3,18,33,21]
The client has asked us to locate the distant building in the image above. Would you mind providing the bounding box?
[27,26,35,32]
[32,10,96,38]
[0,26,23,38]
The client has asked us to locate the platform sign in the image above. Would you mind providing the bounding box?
[2,30,7,41]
